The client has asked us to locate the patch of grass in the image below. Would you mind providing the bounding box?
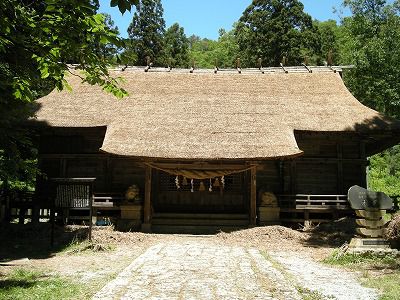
[324,250,399,269]
[296,286,334,300]
[324,250,400,300]
[0,268,85,300]
[363,273,400,300]
[62,238,115,254]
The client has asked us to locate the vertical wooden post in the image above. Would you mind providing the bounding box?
[337,144,344,194]
[278,160,284,194]
[360,141,367,188]
[142,165,152,232]
[250,166,257,226]
[290,161,297,194]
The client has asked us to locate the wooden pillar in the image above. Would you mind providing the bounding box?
[290,161,297,194]
[360,141,367,188]
[337,144,344,194]
[278,160,284,194]
[142,165,152,232]
[250,166,257,226]
[60,158,67,177]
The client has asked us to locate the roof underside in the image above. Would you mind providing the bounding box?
[34,68,400,159]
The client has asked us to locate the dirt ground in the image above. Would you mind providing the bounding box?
[0,221,347,272]
[0,218,371,299]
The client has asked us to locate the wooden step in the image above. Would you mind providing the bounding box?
[152,218,249,226]
[153,213,248,220]
[151,225,247,234]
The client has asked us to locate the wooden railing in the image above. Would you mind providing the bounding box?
[279,194,349,210]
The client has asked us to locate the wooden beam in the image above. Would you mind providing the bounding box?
[250,166,257,226]
[142,165,152,232]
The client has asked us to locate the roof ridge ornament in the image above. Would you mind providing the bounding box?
[214,59,219,74]
[190,59,195,73]
[236,58,242,74]
[280,55,288,73]
[144,56,152,72]
[258,58,264,74]
[302,62,312,73]
[326,50,337,73]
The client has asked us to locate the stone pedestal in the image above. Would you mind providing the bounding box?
[348,238,393,254]
[118,205,143,231]
[258,206,280,225]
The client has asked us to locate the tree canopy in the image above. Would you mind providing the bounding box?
[127,0,166,66]
[0,0,137,190]
[234,0,320,67]
[163,23,190,68]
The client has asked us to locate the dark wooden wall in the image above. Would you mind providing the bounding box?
[38,127,145,196]
[38,128,367,200]
[256,133,367,195]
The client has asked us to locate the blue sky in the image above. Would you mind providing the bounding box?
[99,0,349,40]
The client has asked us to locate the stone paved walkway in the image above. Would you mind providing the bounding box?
[93,241,378,300]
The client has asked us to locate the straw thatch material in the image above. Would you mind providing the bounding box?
[34,70,400,159]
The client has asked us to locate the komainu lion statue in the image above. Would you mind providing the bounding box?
[258,189,278,207]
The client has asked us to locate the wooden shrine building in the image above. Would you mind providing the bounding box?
[30,66,400,232]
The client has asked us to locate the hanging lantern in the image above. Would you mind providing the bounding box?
[213,177,220,187]
[209,178,213,192]
[199,181,206,191]
[182,177,188,186]
[190,179,194,193]
[175,176,180,190]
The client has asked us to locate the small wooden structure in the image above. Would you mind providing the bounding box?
[29,66,400,232]
[50,178,95,243]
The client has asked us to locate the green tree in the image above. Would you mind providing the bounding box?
[340,1,400,203]
[340,0,400,117]
[189,29,239,69]
[97,13,121,63]
[163,23,190,68]
[127,0,166,66]
[0,0,137,190]
[234,0,320,67]
[314,20,342,65]
[369,145,400,203]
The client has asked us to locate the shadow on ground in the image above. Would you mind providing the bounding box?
[0,223,89,262]
[301,217,357,248]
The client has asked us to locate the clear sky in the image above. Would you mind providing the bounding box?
[99,0,349,40]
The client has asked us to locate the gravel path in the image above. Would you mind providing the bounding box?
[93,241,378,300]
[269,252,379,300]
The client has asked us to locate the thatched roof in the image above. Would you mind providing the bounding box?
[34,67,400,160]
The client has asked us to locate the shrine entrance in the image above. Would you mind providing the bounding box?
[154,170,248,214]
[141,163,257,232]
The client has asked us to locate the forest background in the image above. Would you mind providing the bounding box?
[1,0,399,204]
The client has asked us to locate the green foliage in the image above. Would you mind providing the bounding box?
[325,250,399,266]
[314,20,342,65]
[234,0,321,67]
[189,29,239,69]
[96,13,121,64]
[0,268,82,300]
[127,0,166,66]
[163,23,190,68]
[369,146,400,203]
[0,0,136,191]
[340,0,400,118]
[325,250,400,300]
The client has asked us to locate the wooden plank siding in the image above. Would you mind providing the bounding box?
[36,129,368,226]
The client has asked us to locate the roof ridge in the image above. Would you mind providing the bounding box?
[106,65,354,74]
